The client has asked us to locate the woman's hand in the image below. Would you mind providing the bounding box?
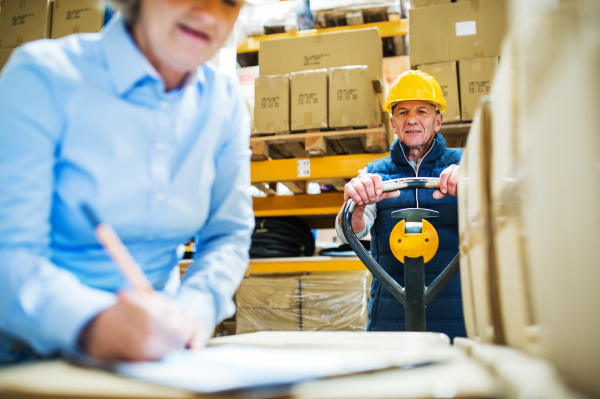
[79,291,209,361]
[433,164,460,199]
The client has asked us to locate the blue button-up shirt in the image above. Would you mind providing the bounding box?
[0,16,254,362]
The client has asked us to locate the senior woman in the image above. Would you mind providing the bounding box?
[0,0,253,363]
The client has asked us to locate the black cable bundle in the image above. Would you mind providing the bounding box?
[250,217,315,258]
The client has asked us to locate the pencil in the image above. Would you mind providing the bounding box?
[81,204,154,293]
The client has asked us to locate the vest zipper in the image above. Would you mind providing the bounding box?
[399,140,435,208]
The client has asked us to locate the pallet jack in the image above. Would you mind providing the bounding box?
[341,177,460,332]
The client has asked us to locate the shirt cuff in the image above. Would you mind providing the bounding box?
[335,214,369,244]
[42,288,117,356]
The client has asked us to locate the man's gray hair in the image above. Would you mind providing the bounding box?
[108,0,141,25]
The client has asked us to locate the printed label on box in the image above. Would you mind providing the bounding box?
[261,97,280,108]
[455,21,477,37]
[337,89,358,101]
[297,159,310,177]
[303,54,331,66]
[67,8,90,20]
[468,80,491,94]
[12,14,33,25]
[298,93,319,105]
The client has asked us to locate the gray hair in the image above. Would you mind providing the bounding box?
[107,0,141,25]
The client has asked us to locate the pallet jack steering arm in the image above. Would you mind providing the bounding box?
[341,177,460,331]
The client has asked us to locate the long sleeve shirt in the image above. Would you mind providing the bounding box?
[0,15,254,362]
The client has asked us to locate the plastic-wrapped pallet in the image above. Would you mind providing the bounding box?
[300,272,370,331]
[235,276,300,334]
[235,271,371,333]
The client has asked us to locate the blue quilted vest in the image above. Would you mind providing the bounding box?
[366,133,466,339]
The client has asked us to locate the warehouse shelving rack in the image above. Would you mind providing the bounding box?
[237,19,408,54]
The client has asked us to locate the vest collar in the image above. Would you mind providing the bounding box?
[390,133,447,167]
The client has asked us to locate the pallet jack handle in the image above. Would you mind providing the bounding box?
[340,177,460,330]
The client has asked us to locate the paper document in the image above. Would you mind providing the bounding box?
[114,345,402,393]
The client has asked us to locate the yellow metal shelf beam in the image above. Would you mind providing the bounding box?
[246,256,366,275]
[237,19,408,54]
[251,152,386,184]
[253,192,344,217]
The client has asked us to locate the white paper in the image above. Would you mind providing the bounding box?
[455,21,477,37]
[114,345,396,393]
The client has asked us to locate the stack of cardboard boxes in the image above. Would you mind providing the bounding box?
[409,0,506,122]
[0,0,105,72]
[252,28,387,137]
[236,272,370,334]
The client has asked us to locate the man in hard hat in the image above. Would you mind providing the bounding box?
[335,70,465,339]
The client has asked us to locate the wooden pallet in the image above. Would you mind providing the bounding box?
[252,178,349,196]
[439,122,471,148]
[250,126,388,162]
[313,5,399,29]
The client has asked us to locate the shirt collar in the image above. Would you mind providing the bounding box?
[101,14,205,97]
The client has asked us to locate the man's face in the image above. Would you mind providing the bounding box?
[136,0,243,73]
[390,100,443,150]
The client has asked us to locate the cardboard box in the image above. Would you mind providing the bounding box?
[417,62,461,123]
[329,66,379,128]
[252,74,290,135]
[383,55,411,86]
[300,273,367,310]
[408,0,507,66]
[236,276,299,309]
[0,0,53,49]
[259,28,384,93]
[0,47,16,72]
[290,69,328,131]
[51,0,105,39]
[458,57,498,121]
[411,0,450,7]
[236,308,300,334]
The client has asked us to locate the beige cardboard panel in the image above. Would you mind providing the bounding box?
[383,55,411,86]
[259,28,384,91]
[328,66,379,128]
[0,47,16,72]
[411,0,451,7]
[290,69,328,131]
[516,3,600,395]
[51,0,105,39]
[458,107,499,344]
[236,308,300,334]
[252,74,290,134]
[458,57,498,121]
[409,0,507,66]
[236,276,299,309]
[417,61,461,123]
[0,0,53,48]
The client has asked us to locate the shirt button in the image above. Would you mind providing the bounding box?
[155,193,165,202]
[155,143,165,151]
[159,100,169,109]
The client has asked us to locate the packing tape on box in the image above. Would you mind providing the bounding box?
[474,42,484,58]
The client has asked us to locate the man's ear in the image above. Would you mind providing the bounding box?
[390,115,396,129]
[434,113,443,132]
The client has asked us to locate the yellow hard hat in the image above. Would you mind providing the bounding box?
[383,70,447,114]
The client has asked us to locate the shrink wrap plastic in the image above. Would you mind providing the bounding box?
[236,272,370,334]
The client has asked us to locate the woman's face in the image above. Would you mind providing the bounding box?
[135,0,243,73]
